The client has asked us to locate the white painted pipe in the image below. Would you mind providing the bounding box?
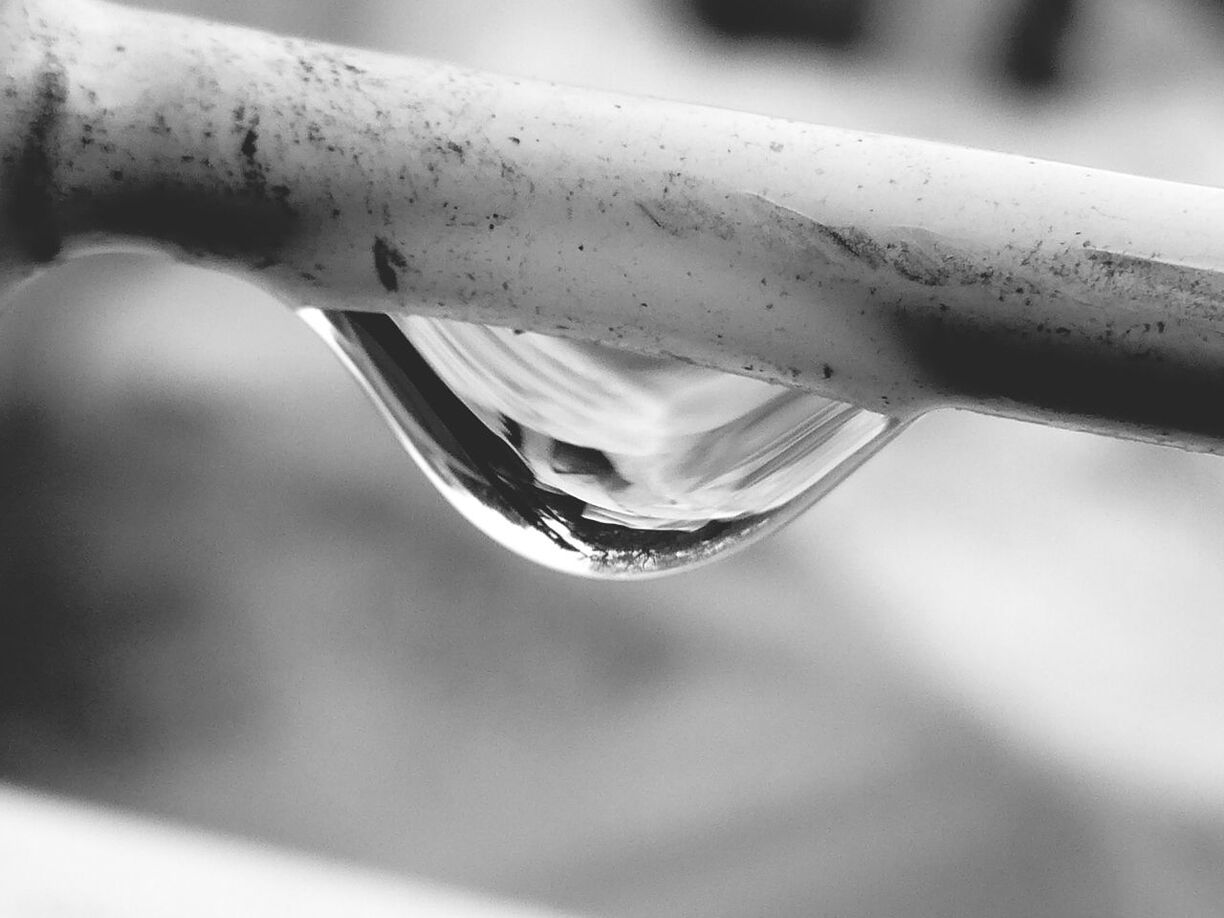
[3,0,1224,451]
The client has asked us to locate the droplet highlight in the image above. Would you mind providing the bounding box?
[301,310,903,578]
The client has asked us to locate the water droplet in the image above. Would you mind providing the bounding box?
[301,309,903,578]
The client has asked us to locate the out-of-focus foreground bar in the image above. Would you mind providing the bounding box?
[0,783,575,917]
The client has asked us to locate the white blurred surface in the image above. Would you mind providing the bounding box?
[0,784,571,917]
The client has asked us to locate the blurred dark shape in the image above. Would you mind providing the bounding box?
[1000,0,1079,90]
[0,408,102,775]
[684,0,871,49]
[0,395,256,790]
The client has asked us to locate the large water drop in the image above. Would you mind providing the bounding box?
[302,310,902,578]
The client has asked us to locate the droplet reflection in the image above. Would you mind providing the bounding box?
[301,310,903,578]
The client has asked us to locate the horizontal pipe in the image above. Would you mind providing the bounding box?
[3,0,1224,450]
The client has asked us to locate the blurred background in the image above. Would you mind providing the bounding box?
[5,0,1224,914]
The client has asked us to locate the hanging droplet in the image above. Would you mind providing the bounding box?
[300,309,903,578]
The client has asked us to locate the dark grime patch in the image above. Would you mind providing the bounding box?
[372,237,407,293]
[241,127,258,161]
[811,222,888,269]
[4,65,68,261]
